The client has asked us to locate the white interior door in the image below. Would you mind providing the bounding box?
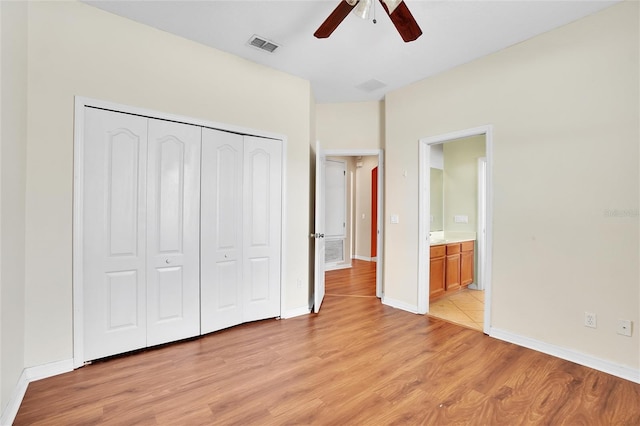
[243,136,282,321]
[314,141,326,313]
[200,128,244,334]
[145,119,201,346]
[83,108,148,361]
[324,159,347,264]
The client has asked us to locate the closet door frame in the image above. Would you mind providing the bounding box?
[72,96,287,368]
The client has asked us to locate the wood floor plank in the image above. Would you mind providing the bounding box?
[14,260,640,425]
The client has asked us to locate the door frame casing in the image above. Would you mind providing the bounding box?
[72,96,288,368]
[322,149,384,298]
[418,126,493,334]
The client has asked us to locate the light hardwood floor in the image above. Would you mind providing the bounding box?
[15,260,640,424]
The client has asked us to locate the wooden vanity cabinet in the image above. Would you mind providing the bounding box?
[429,245,446,299]
[460,241,475,286]
[445,243,461,291]
[430,240,475,301]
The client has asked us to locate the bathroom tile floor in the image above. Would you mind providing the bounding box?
[429,288,484,331]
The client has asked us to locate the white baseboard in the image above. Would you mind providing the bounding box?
[490,328,640,384]
[382,297,419,314]
[1,359,73,425]
[352,255,373,262]
[1,369,28,426]
[325,263,351,271]
[281,306,311,319]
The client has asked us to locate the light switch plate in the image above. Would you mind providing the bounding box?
[454,215,469,223]
[390,214,399,224]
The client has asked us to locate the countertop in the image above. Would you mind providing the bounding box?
[429,231,476,246]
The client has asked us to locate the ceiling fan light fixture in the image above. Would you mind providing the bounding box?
[353,0,372,19]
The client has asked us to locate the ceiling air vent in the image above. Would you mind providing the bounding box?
[355,79,387,92]
[248,35,280,53]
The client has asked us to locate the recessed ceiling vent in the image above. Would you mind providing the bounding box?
[248,35,280,53]
[356,79,387,92]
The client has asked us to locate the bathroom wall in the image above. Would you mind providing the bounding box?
[443,135,486,233]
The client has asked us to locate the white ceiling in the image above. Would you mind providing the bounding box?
[84,0,619,103]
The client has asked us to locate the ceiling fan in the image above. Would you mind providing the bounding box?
[314,0,422,43]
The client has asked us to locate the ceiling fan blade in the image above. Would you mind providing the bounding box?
[379,0,422,42]
[314,1,358,39]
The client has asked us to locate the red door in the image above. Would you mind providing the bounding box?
[371,166,378,258]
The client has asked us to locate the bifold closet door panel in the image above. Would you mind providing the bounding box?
[146,119,202,346]
[83,108,148,361]
[200,128,244,334]
[243,136,282,322]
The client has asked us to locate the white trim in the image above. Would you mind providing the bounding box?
[1,359,74,425]
[72,97,86,368]
[1,370,28,426]
[382,296,419,314]
[474,157,487,291]
[418,125,493,336]
[490,328,640,384]
[417,141,429,315]
[279,137,288,331]
[325,263,352,271]
[73,96,288,368]
[353,255,373,262]
[25,359,74,382]
[281,306,312,319]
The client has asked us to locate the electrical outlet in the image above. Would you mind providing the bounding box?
[584,312,597,328]
[617,319,632,337]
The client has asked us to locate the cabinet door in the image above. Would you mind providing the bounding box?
[146,119,201,346]
[429,255,446,299]
[243,136,282,322]
[200,129,244,334]
[83,108,148,361]
[461,247,474,287]
[445,253,461,291]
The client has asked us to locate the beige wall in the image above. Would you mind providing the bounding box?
[316,101,384,150]
[385,2,639,369]
[443,135,486,233]
[3,2,637,416]
[0,0,28,412]
[24,1,312,367]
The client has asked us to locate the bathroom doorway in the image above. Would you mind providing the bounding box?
[418,126,493,334]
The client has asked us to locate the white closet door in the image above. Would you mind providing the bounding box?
[243,136,282,321]
[200,128,243,334]
[83,108,148,361]
[146,119,201,346]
